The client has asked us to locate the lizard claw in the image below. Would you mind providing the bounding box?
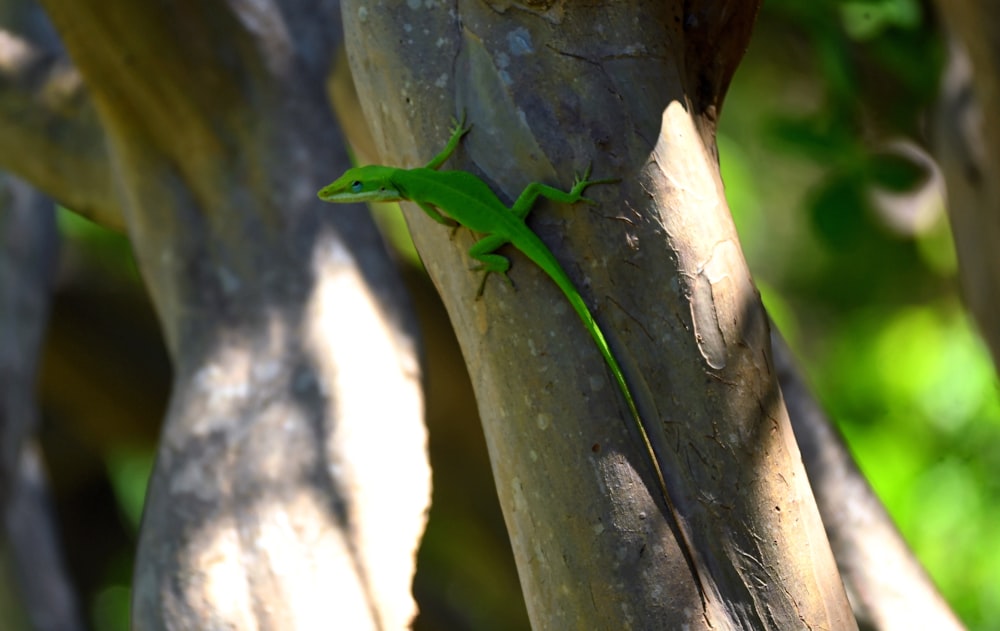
[450,110,471,137]
[570,163,618,202]
[470,266,514,298]
[572,163,620,202]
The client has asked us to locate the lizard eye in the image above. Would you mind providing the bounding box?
[350,180,363,193]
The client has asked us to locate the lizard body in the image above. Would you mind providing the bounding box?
[318,119,702,600]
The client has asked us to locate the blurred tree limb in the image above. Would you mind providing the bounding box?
[11,0,431,627]
[933,2,1000,368]
[0,2,119,230]
[0,174,83,631]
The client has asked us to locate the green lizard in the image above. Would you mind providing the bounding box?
[317,117,690,567]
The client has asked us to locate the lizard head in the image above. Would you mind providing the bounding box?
[318,165,402,203]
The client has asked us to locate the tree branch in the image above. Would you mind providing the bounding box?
[340,1,855,627]
[772,331,963,631]
[0,1,121,230]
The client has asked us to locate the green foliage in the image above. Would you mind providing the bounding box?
[722,1,1000,628]
[56,207,142,283]
[106,448,155,532]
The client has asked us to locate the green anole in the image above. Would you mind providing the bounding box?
[318,117,703,598]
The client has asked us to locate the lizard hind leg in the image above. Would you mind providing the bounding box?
[468,234,513,297]
[568,164,620,202]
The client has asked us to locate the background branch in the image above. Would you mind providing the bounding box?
[0,173,83,631]
[932,2,1000,366]
[34,0,431,627]
[0,1,119,230]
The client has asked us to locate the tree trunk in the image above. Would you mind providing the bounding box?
[23,0,432,628]
[341,1,855,628]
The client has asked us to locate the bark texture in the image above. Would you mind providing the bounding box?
[341,1,855,628]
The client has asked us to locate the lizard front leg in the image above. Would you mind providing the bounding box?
[423,113,471,171]
[510,166,618,219]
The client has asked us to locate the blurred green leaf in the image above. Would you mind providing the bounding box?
[106,448,155,533]
[839,0,920,40]
[727,7,999,626]
[868,150,927,193]
[91,585,130,631]
[57,206,141,283]
[808,174,869,250]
